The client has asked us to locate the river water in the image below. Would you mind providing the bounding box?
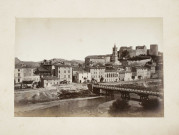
[15,96,114,117]
[15,93,163,117]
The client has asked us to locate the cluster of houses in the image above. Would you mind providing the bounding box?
[14,44,163,89]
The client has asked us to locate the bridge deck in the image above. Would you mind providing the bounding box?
[93,84,163,97]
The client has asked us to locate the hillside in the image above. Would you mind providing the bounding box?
[15,57,84,68]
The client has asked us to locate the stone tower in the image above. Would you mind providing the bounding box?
[149,44,158,56]
[112,44,118,62]
[111,44,121,65]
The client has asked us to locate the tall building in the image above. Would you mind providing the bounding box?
[55,65,72,83]
[87,66,105,82]
[111,44,121,65]
[149,44,158,56]
[14,66,40,84]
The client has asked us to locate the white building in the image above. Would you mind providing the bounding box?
[88,67,105,82]
[55,65,72,83]
[41,76,60,88]
[124,71,132,81]
[104,70,119,82]
[76,71,91,83]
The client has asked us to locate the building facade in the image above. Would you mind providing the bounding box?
[149,44,158,56]
[40,60,55,76]
[85,55,111,68]
[104,70,119,82]
[136,67,151,79]
[136,45,147,56]
[14,67,37,84]
[88,67,105,82]
[124,71,132,81]
[76,71,91,83]
[55,65,72,83]
[41,76,60,88]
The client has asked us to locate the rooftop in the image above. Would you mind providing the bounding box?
[42,76,59,80]
[86,54,111,59]
[55,64,72,67]
[136,45,146,49]
[105,69,117,72]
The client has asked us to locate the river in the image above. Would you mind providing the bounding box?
[15,93,163,117]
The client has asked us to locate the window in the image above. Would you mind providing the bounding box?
[68,70,70,73]
[18,73,20,76]
[64,75,66,78]
[18,79,20,82]
[59,71,60,73]
[68,75,70,78]
[18,69,20,72]
[64,70,66,73]
[59,75,60,78]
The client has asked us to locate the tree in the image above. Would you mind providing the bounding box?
[121,50,130,59]
[132,76,135,80]
[100,76,104,82]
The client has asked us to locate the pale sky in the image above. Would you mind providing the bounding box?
[15,18,163,61]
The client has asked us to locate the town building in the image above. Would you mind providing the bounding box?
[40,60,55,76]
[41,76,60,88]
[104,70,119,82]
[35,67,51,77]
[55,65,72,83]
[87,66,105,82]
[14,66,39,84]
[124,71,132,81]
[135,67,151,79]
[72,67,83,82]
[119,71,125,81]
[149,44,158,56]
[76,71,91,83]
[136,45,147,56]
[85,54,111,68]
[118,71,132,81]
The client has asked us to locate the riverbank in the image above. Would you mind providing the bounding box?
[14,83,95,106]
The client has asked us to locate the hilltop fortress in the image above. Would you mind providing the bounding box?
[85,44,159,68]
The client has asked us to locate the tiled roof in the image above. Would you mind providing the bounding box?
[105,69,117,72]
[42,76,59,80]
[55,64,72,67]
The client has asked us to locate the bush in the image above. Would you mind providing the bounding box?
[109,99,130,114]
[141,98,160,110]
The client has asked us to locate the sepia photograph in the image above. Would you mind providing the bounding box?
[14,18,163,117]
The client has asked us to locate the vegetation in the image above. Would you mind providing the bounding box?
[128,56,151,61]
[141,98,161,110]
[121,50,130,59]
[108,99,130,114]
